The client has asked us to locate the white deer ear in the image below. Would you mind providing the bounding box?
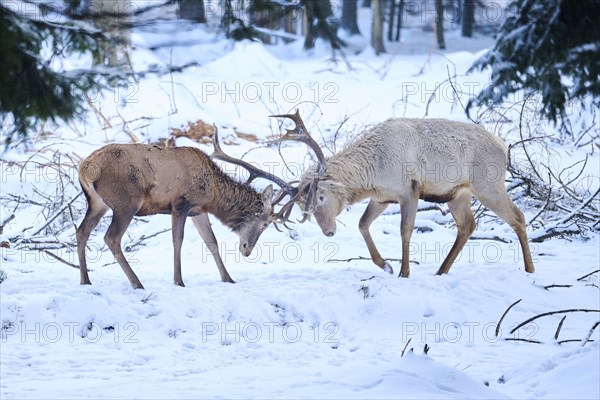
[262,184,274,207]
[318,180,342,192]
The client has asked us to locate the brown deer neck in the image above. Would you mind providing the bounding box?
[208,176,263,232]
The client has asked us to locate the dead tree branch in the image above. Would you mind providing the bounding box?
[510,309,600,335]
[554,316,567,340]
[577,269,600,281]
[496,299,522,337]
[581,321,600,347]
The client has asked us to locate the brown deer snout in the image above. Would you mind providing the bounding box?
[240,242,254,257]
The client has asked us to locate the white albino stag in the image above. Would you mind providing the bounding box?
[272,111,535,277]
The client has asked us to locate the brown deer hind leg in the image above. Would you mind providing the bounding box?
[436,191,475,275]
[104,207,144,289]
[76,194,109,285]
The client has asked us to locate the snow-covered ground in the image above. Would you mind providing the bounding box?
[1,7,599,399]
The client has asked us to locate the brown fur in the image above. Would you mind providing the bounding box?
[76,144,273,289]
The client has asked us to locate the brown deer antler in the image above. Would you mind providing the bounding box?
[269,109,327,174]
[269,110,327,224]
[210,124,298,197]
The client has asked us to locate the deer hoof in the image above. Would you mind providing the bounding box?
[383,261,394,275]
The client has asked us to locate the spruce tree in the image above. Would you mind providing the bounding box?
[468,0,600,123]
[0,3,102,144]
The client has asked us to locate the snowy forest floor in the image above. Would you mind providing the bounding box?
[1,12,599,400]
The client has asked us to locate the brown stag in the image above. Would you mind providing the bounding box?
[76,127,296,289]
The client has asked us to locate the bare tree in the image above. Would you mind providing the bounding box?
[92,0,132,70]
[462,0,474,37]
[387,0,396,41]
[435,0,446,49]
[395,0,404,41]
[177,0,206,23]
[303,0,343,50]
[341,0,361,35]
[371,0,386,54]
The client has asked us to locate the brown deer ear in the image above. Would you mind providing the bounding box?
[262,184,274,208]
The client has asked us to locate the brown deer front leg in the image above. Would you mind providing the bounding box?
[359,200,393,274]
[191,214,235,283]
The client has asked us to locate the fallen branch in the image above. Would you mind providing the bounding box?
[42,250,79,269]
[544,284,573,290]
[401,338,412,357]
[530,227,581,243]
[554,315,567,340]
[31,193,82,237]
[510,309,600,334]
[556,187,600,226]
[124,228,171,251]
[469,235,511,244]
[558,339,595,345]
[577,269,600,281]
[505,338,542,344]
[0,214,15,234]
[327,256,419,265]
[496,299,522,337]
[581,321,600,348]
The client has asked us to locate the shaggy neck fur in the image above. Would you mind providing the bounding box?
[318,134,379,205]
[208,166,263,232]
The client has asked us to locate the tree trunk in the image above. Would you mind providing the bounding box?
[304,0,317,49]
[462,0,474,37]
[250,0,282,44]
[435,0,445,49]
[92,0,131,70]
[304,0,341,50]
[284,8,299,36]
[341,0,361,35]
[395,0,404,41]
[371,0,385,54]
[177,0,206,23]
[387,0,396,41]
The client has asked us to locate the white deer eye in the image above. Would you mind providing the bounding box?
[318,195,325,202]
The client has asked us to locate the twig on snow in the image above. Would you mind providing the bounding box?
[0,214,15,234]
[544,284,573,290]
[496,299,522,337]
[510,309,600,335]
[505,338,542,344]
[42,250,79,269]
[576,269,600,282]
[581,321,600,347]
[554,315,567,340]
[401,338,412,357]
